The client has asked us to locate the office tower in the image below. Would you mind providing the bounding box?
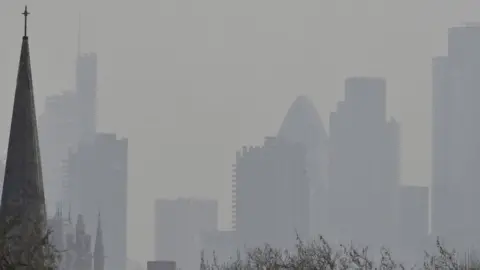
[154,198,218,270]
[328,77,400,247]
[39,91,80,213]
[76,51,97,142]
[67,133,128,270]
[432,25,480,248]
[0,7,47,266]
[398,186,429,251]
[233,137,309,249]
[277,96,328,238]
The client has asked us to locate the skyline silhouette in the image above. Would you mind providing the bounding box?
[2,1,480,268]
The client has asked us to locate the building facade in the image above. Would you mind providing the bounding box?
[233,136,309,250]
[66,133,128,270]
[432,25,480,249]
[39,91,80,213]
[276,96,328,238]
[328,77,400,247]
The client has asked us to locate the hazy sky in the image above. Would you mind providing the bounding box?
[1,0,480,265]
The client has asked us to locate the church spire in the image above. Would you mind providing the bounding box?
[0,6,47,265]
[94,212,105,270]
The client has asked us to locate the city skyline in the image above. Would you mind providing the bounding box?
[2,1,480,267]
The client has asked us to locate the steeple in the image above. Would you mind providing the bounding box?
[94,212,105,270]
[0,5,47,265]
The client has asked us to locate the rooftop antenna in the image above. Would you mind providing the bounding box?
[77,13,82,56]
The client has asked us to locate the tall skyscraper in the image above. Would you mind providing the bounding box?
[67,133,128,270]
[0,7,47,266]
[277,96,328,238]
[432,25,480,248]
[233,137,309,249]
[328,77,400,247]
[39,91,79,213]
[154,198,218,270]
[76,52,97,142]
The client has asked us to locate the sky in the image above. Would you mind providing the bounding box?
[1,0,480,265]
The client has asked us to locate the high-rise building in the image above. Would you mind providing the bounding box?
[67,133,128,270]
[76,52,97,142]
[277,96,328,238]
[154,198,218,270]
[0,7,48,267]
[39,91,80,213]
[328,77,400,247]
[233,137,309,249]
[432,25,480,248]
[398,186,429,250]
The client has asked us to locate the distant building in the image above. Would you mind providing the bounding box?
[66,133,128,270]
[39,91,80,213]
[233,136,309,250]
[154,198,218,270]
[432,25,480,249]
[147,261,176,270]
[76,52,97,142]
[398,186,429,250]
[277,96,328,238]
[328,77,400,247]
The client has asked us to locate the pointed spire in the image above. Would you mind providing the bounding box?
[1,4,45,224]
[68,202,72,224]
[94,211,105,270]
[0,7,46,265]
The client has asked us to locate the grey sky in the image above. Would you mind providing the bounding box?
[1,0,479,265]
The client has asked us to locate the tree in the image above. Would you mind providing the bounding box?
[201,235,480,270]
[0,214,59,269]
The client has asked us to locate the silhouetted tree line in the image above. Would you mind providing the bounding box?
[201,235,480,270]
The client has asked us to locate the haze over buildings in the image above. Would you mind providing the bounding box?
[3,0,480,267]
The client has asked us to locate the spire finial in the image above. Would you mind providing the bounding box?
[22,6,30,37]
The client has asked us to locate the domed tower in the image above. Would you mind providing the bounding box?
[277,96,329,237]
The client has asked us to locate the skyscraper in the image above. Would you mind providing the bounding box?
[39,91,79,213]
[328,77,400,247]
[76,51,97,142]
[233,137,309,249]
[67,133,128,270]
[277,96,328,238]
[432,25,480,248]
[0,6,47,266]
